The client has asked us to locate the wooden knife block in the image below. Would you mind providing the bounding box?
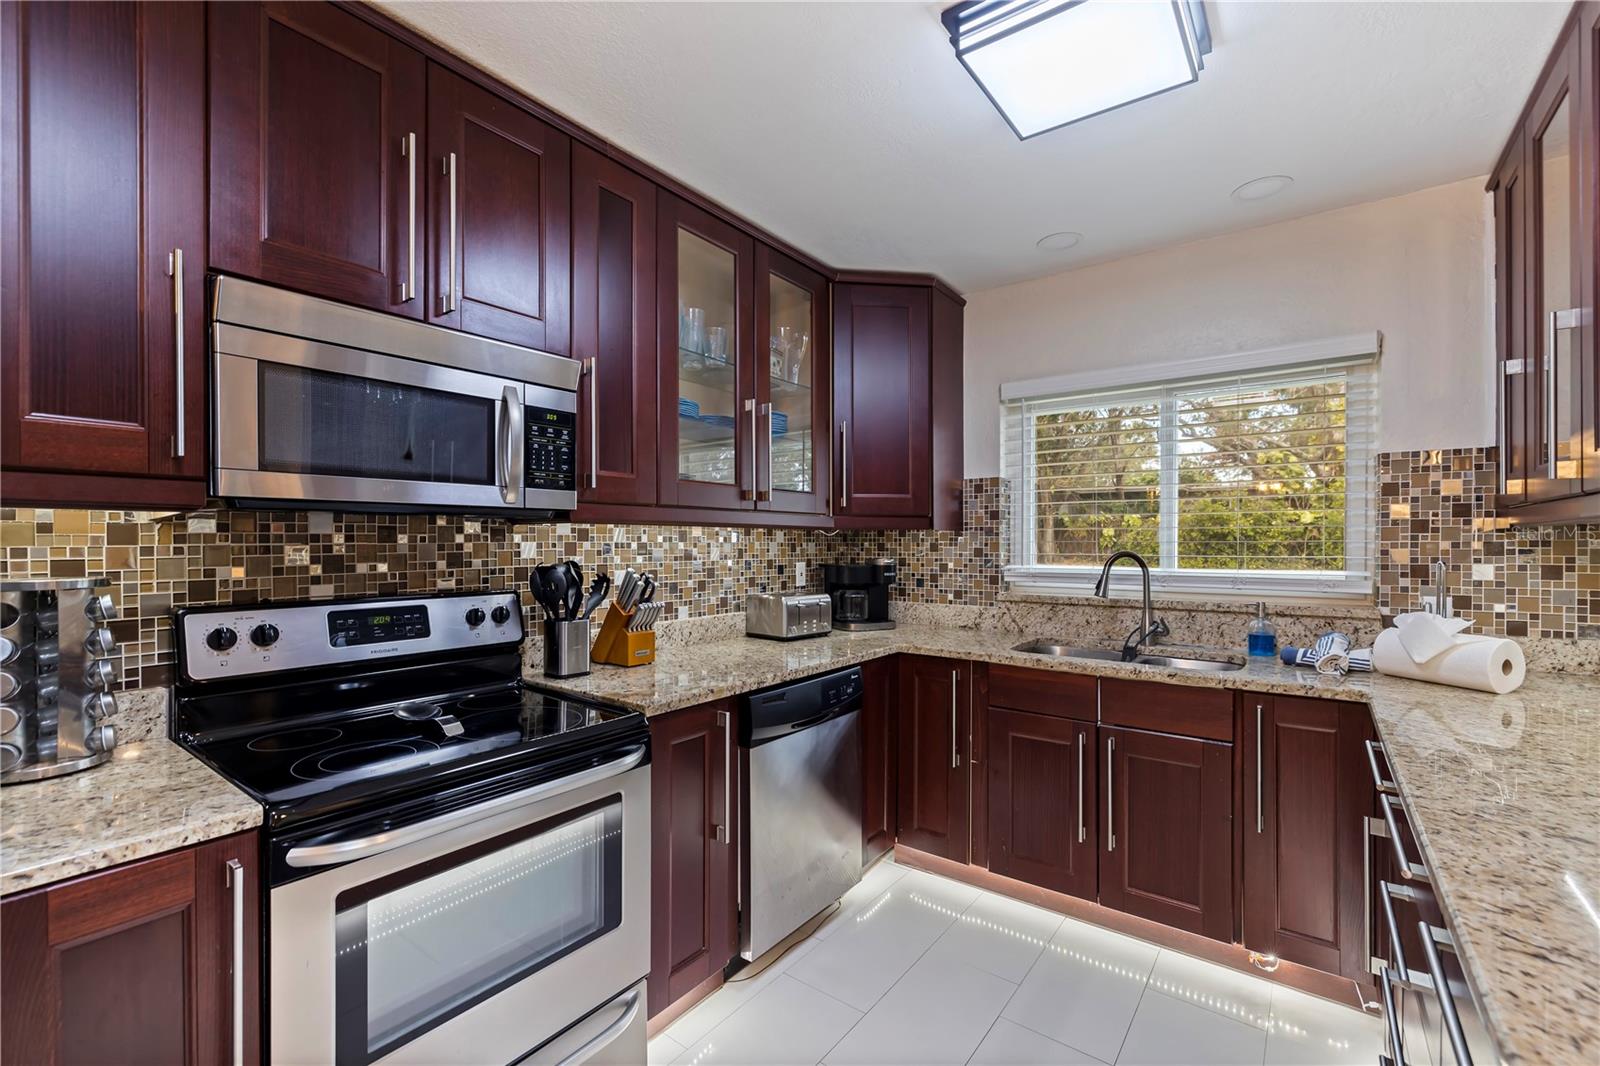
[592,606,656,667]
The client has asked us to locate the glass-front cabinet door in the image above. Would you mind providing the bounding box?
[756,247,830,514]
[658,194,755,510]
[1529,29,1584,500]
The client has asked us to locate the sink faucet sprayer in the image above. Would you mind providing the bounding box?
[1092,551,1170,661]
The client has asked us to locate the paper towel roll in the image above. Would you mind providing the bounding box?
[1372,629,1526,694]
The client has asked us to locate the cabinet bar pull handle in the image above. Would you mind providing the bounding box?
[1380,793,1431,882]
[1418,923,1473,1066]
[949,669,959,769]
[167,249,185,458]
[1379,967,1408,1066]
[1106,735,1115,851]
[1255,703,1263,834]
[759,401,773,501]
[583,359,598,489]
[1365,739,1399,795]
[742,398,757,500]
[839,421,850,509]
[1076,730,1085,844]
[226,858,245,1066]
[717,709,732,845]
[1546,307,1581,475]
[401,132,416,301]
[443,152,458,313]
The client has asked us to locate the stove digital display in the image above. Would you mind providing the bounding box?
[328,605,431,647]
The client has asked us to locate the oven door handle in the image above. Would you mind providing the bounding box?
[553,985,642,1066]
[284,744,646,868]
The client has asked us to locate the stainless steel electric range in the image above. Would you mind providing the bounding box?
[172,590,649,1066]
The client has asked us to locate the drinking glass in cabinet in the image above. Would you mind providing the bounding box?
[677,229,738,485]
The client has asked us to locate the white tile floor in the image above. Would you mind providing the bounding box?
[654,856,1383,1066]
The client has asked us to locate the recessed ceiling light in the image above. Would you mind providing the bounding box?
[1036,231,1083,251]
[943,0,1212,140]
[1231,175,1295,202]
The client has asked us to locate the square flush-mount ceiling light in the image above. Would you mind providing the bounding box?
[943,0,1212,140]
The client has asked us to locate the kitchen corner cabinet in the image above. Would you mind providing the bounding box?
[426,64,570,353]
[649,700,738,1019]
[1242,694,1373,981]
[209,1,426,319]
[572,146,658,507]
[861,656,898,865]
[1489,2,1600,520]
[832,281,964,530]
[0,831,261,1066]
[1,0,207,509]
[896,656,972,862]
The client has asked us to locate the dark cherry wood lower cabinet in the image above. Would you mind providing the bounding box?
[861,656,898,865]
[1242,694,1374,980]
[0,831,261,1066]
[649,700,737,1019]
[1099,725,1234,943]
[986,708,1097,900]
[896,655,971,862]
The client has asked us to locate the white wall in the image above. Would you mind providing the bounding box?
[963,177,1494,477]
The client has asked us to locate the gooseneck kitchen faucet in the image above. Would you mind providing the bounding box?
[1093,551,1171,661]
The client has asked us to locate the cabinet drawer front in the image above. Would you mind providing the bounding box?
[987,665,1096,722]
[1100,679,1233,741]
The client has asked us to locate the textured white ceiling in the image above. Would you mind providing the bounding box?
[377,1,1569,293]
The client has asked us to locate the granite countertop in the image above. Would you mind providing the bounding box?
[0,734,263,897]
[537,624,1600,1066]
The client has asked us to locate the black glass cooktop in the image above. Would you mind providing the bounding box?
[176,664,642,827]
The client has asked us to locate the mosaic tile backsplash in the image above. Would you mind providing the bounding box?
[1,451,1593,690]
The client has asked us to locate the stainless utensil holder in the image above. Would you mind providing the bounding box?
[543,619,591,679]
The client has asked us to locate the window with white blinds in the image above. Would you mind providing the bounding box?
[1001,342,1378,598]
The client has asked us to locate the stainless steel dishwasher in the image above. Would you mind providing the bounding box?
[739,665,864,961]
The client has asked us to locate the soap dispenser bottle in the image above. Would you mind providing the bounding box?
[1247,601,1278,658]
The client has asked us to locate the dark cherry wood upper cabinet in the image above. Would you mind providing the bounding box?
[657,193,757,512]
[1,0,206,508]
[861,655,898,865]
[1490,3,1600,522]
[755,246,831,516]
[1242,695,1372,981]
[896,655,970,862]
[0,831,261,1066]
[1099,725,1234,943]
[427,64,571,352]
[833,283,932,520]
[210,2,425,318]
[987,708,1097,901]
[572,146,657,507]
[649,700,737,1018]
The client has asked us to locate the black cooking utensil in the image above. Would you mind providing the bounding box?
[580,572,611,620]
[564,560,584,620]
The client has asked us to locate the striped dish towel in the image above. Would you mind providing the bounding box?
[1279,632,1373,675]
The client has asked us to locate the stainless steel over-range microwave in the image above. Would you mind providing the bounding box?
[210,276,580,515]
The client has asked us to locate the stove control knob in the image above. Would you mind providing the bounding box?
[250,623,281,648]
[464,607,486,627]
[205,626,238,653]
[491,605,511,625]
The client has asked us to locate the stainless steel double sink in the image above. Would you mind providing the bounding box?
[1011,640,1244,673]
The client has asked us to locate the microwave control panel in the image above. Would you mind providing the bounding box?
[525,406,576,492]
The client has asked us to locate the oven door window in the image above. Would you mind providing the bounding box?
[259,363,496,486]
[333,796,623,1065]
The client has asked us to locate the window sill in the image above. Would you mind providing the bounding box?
[998,586,1379,619]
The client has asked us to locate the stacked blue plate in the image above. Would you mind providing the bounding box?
[700,414,736,429]
[771,411,788,437]
[678,398,699,419]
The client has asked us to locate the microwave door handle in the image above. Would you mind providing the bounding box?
[285,744,646,868]
[498,385,523,507]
